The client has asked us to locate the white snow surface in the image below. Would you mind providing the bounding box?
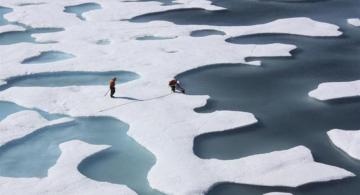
[328,129,360,160]
[0,24,25,34]
[309,80,360,100]
[264,193,293,195]
[0,110,73,146]
[0,140,136,195]
[0,0,353,194]
[348,18,360,27]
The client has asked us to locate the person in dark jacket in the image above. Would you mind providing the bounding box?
[109,77,117,98]
[169,79,185,94]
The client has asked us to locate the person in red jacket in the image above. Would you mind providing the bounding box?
[169,79,185,94]
[109,77,117,98]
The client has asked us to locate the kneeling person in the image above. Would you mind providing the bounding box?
[169,79,185,94]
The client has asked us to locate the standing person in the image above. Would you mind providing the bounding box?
[169,79,185,94]
[109,77,117,98]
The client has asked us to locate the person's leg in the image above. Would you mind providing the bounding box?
[171,86,176,92]
[176,84,185,93]
[110,88,115,97]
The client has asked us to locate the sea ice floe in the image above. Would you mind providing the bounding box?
[309,80,360,100]
[0,16,341,79]
[328,129,360,160]
[0,0,223,28]
[0,140,136,195]
[0,110,73,146]
[0,0,352,194]
[0,85,354,194]
[347,18,360,27]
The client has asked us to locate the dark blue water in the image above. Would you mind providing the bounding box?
[175,7,360,195]
[64,3,102,20]
[119,0,360,194]
[131,0,360,26]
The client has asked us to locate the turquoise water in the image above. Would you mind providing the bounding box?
[0,6,63,45]
[0,66,156,195]
[0,101,25,121]
[0,6,11,26]
[0,101,66,121]
[64,3,102,20]
[0,116,163,195]
[0,27,63,45]
[22,51,75,64]
[0,71,139,91]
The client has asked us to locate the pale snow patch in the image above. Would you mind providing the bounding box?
[0,80,6,87]
[0,24,25,34]
[328,129,360,160]
[0,140,136,195]
[0,110,73,146]
[347,18,360,27]
[309,80,360,100]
